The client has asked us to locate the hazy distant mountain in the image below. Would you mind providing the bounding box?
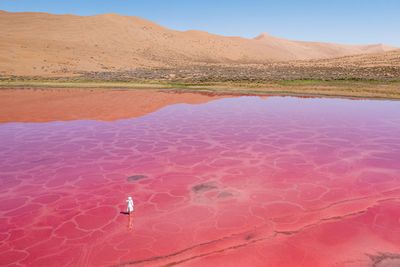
[0,10,396,76]
[253,32,395,60]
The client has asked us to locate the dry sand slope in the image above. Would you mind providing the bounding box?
[295,49,400,67]
[0,10,396,76]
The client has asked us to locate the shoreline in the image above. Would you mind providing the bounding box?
[1,79,400,100]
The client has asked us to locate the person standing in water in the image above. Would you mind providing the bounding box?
[126,196,134,214]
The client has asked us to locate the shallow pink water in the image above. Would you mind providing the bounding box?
[1,96,400,266]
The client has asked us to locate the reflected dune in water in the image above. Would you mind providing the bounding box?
[0,88,227,122]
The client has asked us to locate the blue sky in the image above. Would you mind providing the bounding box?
[1,0,399,46]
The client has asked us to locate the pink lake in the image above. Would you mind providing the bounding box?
[1,95,400,266]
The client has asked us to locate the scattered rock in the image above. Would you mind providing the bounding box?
[245,234,255,240]
[217,191,234,198]
[192,182,218,193]
[367,252,400,267]
[127,175,148,182]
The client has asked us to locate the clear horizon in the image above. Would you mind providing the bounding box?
[0,0,399,46]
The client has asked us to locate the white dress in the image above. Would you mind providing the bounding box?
[126,199,134,213]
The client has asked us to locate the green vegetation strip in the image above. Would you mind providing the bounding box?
[0,79,399,100]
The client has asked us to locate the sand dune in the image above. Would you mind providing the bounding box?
[295,48,400,67]
[254,33,396,60]
[0,10,396,76]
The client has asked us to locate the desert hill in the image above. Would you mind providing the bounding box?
[0,10,396,76]
[296,48,400,67]
[254,33,395,61]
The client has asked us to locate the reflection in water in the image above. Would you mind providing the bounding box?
[128,214,134,231]
[0,96,400,266]
[0,88,226,122]
[120,211,134,230]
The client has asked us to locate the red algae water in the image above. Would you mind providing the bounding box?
[1,96,400,267]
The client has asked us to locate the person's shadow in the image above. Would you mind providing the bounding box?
[120,211,130,215]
